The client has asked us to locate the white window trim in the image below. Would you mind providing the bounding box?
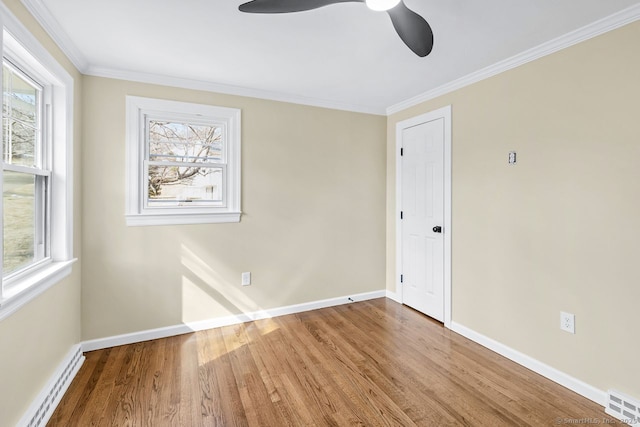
[0,4,75,321]
[3,58,49,274]
[125,96,241,226]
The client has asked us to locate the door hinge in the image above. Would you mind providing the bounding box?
[400,147,404,156]
[400,211,403,220]
[400,274,403,283]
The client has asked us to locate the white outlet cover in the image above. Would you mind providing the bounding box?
[241,272,251,286]
[560,311,575,334]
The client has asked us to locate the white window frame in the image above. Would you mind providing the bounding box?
[2,58,49,275]
[0,5,75,321]
[126,96,241,226]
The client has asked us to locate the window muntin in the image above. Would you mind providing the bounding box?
[1,60,49,278]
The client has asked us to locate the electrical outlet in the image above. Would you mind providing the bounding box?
[241,272,251,286]
[560,311,575,334]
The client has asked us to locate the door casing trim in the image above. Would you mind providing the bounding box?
[395,105,452,329]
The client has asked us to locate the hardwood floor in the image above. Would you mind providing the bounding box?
[48,298,617,426]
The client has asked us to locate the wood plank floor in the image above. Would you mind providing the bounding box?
[48,298,618,426]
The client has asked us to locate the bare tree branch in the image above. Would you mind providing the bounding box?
[147,121,222,198]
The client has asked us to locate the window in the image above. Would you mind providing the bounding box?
[126,97,241,226]
[0,16,74,319]
[3,59,48,276]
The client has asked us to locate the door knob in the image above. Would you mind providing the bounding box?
[433,226,442,233]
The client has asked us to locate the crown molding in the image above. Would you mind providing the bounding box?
[19,0,640,117]
[20,0,89,72]
[386,3,640,115]
[85,65,386,115]
[18,0,385,114]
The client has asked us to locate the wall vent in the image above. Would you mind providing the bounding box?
[606,389,640,426]
[25,347,83,427]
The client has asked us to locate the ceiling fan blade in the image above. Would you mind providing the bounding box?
[239,0,363,14]
[387,1,433,57]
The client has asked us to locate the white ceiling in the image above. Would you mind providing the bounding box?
[24,0,640,114]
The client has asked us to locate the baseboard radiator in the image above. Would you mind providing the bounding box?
[23,346,84,427]
[606,389,640,426]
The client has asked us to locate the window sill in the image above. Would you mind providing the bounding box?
[0,259,77,321]
[125,211,242,226]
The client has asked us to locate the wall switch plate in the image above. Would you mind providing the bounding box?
[508,151,517,165]
[241,272,251,286]
[560,311,575,334]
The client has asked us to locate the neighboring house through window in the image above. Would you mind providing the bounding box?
[125,96,241,226]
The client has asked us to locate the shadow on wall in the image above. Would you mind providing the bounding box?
[178,241,320,326]
[180,243,256,322]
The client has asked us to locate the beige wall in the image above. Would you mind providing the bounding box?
[0,1,83,425]
[387,21,640,397]
[81,76,386,341]
[4,0,638,421]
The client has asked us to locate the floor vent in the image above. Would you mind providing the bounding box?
[26,347,83,427]
[606,389,640,426]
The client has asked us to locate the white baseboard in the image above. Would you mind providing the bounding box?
[17,300,608,427]
[450,321,607,406]
[385,289,401,303]
[18,344,84,427]
[82,290,386,352]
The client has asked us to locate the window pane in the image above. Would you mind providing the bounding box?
[148,120,223,163]
[9,70,38,128]
[148,165,222,203]
[5,121,36,166]
[3,64,40,167]
[2,66,9,116]
[3,170,35,274]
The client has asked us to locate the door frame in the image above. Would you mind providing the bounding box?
[395,105,452,329]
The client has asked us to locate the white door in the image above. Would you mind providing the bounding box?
[401,118,445,321]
